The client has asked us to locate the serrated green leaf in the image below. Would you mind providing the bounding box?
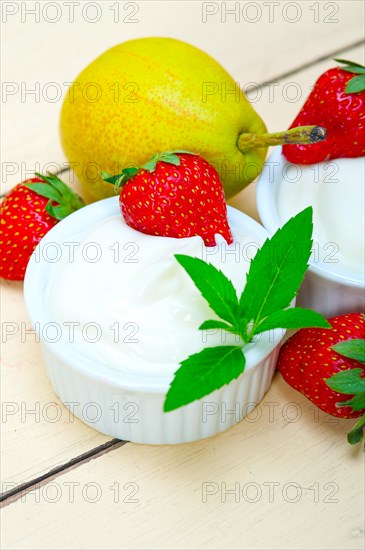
[254,307,330,335]
[175,254,240,327]
[199,320,236,332]
[325,368,365,394]
[337,392,365,411]
[332,339,365,364]
[345,75,365,93]
[164,346,245,412]
[239,207,313,334]
[346,412,365,445]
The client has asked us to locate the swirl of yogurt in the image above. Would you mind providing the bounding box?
[46,215,262,376]
[277,157,365,276]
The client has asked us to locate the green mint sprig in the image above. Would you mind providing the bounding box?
[164,207,330,412]
[325,338,365,445]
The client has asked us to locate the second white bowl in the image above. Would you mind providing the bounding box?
[256,148,365,317]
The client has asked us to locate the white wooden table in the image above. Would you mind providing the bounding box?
[1,2,364,549]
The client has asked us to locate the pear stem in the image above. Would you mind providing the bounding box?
[237,125,327,153]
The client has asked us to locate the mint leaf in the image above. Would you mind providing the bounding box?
[239,207,313,335]
[347,413,365,445]
[254,307,330,335]
[337,393,365,411]
[175,254,239,326]
[345,75,365,93]
[199,320,239,334]
[164,346,245,412]
[325,368,365,394]
[332,339,365,364]
[165,207,330,413]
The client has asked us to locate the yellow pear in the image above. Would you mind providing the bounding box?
[60,37,325,202]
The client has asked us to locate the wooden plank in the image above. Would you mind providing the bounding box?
[1,375,363,550]
[0,278,111,487]
[1,10,364,540]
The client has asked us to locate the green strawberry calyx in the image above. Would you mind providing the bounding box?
[335,59,365,94]
[325,336,365,446]
[25,173,85,221]
[101,150,195,192]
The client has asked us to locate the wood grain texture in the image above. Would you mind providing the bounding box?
[0,279,111,487]
[1,376,363,550]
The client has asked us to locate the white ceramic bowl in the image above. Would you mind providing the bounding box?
[24,198,284,444]
[256,148,365,318]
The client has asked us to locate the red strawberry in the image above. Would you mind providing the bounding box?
[102,152,233,246]
[0,173,84,280]
[283,59,365,164]
[277,313,365,418]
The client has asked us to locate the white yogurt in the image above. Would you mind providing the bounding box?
[46,216,262,376]
[276,157,365,276]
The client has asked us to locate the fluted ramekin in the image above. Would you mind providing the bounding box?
[256,148,365,317]
[24,198,284,444]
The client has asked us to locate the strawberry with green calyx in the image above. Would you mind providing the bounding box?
[102,151,233,247]
[277,313,365,444]
[283,59,365,164]
[326,338,365,445]
[0,174,84,280]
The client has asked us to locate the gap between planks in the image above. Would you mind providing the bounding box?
[0,439,126,507]
[245,38,364,94]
